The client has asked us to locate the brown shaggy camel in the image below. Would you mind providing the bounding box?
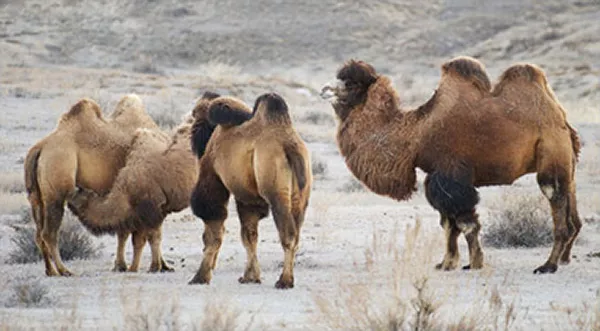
[188,93,312,289]
[321,57,581,274]
[24,95,159,276]
[68,92,220,272]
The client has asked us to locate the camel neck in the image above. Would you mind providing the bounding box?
[336,109,419,201]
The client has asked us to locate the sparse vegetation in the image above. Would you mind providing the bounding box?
[7,213,101,264]
[338,177,366,193]
[312,153,328,178]
[5,278,52,308]
[482,192,553,248]
[302,111,335,126]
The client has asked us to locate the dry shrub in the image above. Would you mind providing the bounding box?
[123,294,256,331]
[315,219,520,331]
[482,191,553,248]
[311,153,328,178]
[4,278,53,308]
[301,111,335,126]
[7,212,102,264]
[338,177,366,193]
[551,291,600,331]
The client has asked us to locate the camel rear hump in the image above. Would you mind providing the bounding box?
[441,56,491,93]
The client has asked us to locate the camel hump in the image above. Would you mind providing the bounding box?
[61,98,103,123]
[252,93,292,125]
[441,56,491,92]
[492,63,549,95]
[132,128,169,146]
[192,91,221,120]
[207,96,253,127]
[110,94,144,118]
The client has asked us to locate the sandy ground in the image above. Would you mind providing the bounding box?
[1,0,600,330]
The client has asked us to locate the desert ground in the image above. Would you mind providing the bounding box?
[0,0,599,330]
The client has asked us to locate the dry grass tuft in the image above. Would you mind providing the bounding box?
[311,153,328,178]
[4,278,53,308]
[7,212,102,264]
[338,177,366,193]
[482,191,553,248]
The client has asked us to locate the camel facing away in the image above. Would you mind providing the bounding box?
[24,95,159,276]
[188,93,312,289]
[321,57,581,274]
[68,92,220,272]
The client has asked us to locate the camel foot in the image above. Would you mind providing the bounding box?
[533,263,558,274]
[58,269,73,277]
[45,267,59,277]
[113,262,128,272]
[274,275,294,289]
[238,276,261,284]
[188,268,212,285]
[160,259,175,272]
[127,266,139,272]
[435,261,458,271]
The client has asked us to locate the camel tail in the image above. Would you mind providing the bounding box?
[284,143,307,190]
[568,123,581,162]
[24,146,45,227]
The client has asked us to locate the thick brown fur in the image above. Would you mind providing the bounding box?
[188,93,312,289]
[67,96,214,272]
[323,58,581,275]
[24,95,159,276]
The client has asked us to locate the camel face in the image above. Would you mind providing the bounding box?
[320,79,345,105]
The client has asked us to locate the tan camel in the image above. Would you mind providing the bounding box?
[68,92,220,272]
[188,93,312,289]
[24,95,159,276]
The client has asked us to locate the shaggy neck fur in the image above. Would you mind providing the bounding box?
[336,77,421,201]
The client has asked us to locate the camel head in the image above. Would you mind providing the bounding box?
[321,60,378,121]
[252,92,292,125]
[190,91,223,157]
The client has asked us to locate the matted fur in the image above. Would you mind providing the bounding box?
[68,94,218,272]
[323,58,582,275]
[189,93,312,289]
[24,95,159,277]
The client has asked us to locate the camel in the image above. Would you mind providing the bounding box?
[320,57,581,274]
[68,92,220,272]
[24,95,160,276]
[188,93,312,289]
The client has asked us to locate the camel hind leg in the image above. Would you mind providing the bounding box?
[113,231,129,272]
[435,215,461,271]
[560,187,581,264]
[29,200,57,276]
[534,144,577,274]
[236,200,269,284]
[147,226,173,273]
[268,193,299,289]
[128,231,146,272]
[41,200,72,276]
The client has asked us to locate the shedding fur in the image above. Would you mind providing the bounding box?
[190,93,221,157]
[24,95,159,276]
[323,58,582,275]
[68,111,200,272]
[189,93,312,289]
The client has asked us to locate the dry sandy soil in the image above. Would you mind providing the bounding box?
[0,0,599,330]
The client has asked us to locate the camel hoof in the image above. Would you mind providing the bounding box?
[45,269,59,277]
[559,257,571,265]
[462,265,471,270]
[435,262,457,271]
[274,276,294,289]
[188,275,210,285]
[113,264,128,272]
[59,270,73,277]
[533,263,558,274]
[238,276,261,284]
[160,265,175,273]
